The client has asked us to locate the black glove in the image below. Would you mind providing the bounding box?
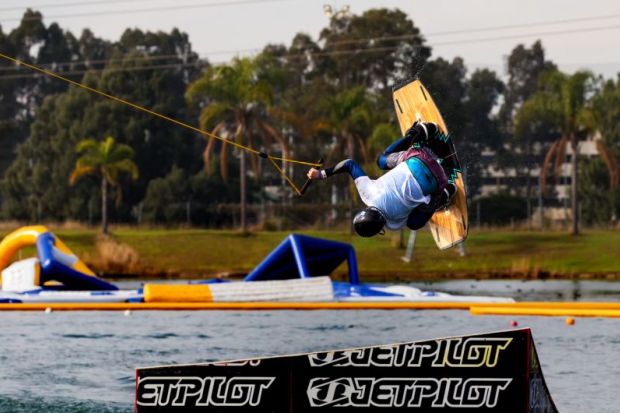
[437,183,457,208]
[405,121,438,146]
[404,121,419,143]
[415,183,456,218]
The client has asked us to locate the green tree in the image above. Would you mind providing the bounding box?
[279,33,324,88]
[317,85,380,231]
[367,122,400,175]
[251,42,344,208]
[498,41,557,220]
[593,76,620,178]
[141,166,189,224]
[471,193,528,226]
[578,158,620,226]
[320,85,378,164]
[1,27,202,221]
[461,68,505,197]
[320,8,430,97]
[2,93,81,221]
[76,28,112,65]
[69,136,138,234]
[588,75,620,225]
[142,164,252,226]
[0,10,82,177]
[186,57,289,233]
[521,70,597,235]
[420,59,505,198]
[513,90,559,228]
[420,57,468,126]
[499,40,557,130]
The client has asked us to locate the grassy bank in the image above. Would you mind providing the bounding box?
[7,227,618,280]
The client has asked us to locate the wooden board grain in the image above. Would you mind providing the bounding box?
[392,79,468,249]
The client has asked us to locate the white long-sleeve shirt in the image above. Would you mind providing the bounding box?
[353,162,430,230]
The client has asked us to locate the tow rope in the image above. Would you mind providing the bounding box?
[0,51,321,195]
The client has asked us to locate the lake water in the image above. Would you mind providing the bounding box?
[1,280,619,412]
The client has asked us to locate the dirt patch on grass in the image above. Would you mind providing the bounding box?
[84,235,146,275]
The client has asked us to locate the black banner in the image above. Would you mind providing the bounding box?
[135,328,558,412]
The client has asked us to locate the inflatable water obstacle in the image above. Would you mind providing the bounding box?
[0,226,513,308]
[0,226,139,303]
[135,328,559,412]
[3,227,620,316]
[2,227,620,316]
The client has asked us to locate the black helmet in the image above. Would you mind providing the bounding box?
[353,207,386,237]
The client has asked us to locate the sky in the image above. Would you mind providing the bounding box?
[1,0,620,80]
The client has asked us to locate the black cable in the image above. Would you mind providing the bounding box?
[0,0,153,13]
[2,23,620,80]
[0,0,297,23]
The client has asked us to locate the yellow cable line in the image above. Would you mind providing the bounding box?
[0,51,321,191]
[267,155,302,196]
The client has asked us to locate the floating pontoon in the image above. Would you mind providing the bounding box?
[0,227,513,306]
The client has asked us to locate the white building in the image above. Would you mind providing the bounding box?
[478,137,603,226]
[480,138,600,201]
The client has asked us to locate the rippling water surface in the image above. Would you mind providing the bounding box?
[1,280,620,412]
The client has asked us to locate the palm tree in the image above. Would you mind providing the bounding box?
[316,86,377,232]
[320,86,376,164]
[513,90,559,229]
[592,78,620,222]
[186,57,289,233]
[70,136,138,234]
[517,70,599,235]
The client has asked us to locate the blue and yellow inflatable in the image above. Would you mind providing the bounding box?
[0,226,116,291]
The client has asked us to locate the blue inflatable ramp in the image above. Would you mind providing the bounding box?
[244,234,359,285]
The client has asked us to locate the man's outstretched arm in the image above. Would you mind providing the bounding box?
[307,159,367,181]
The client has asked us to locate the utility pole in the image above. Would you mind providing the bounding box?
[538,175,544,230]
[401,230,417,263]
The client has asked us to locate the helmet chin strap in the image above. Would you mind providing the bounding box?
[373,208,386,236]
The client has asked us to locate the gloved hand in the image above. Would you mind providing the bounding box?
[437,182,457,208]
[405,121,438,146]
[404,121,421,142]
[306,168,325,180]
[419,182,457,215]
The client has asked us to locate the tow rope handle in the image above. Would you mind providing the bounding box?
[299,158,324,197]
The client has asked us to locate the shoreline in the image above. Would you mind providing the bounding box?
[102,270,620,282]
[3,227,620,282]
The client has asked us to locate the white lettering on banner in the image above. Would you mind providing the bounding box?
[136,376,274,407]
[307,377,512,408]
[210,360,262,367]
[308,337,513,368]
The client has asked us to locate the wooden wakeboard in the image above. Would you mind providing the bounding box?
[392,79,468,250]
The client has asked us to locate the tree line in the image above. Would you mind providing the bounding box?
[0,8,618,231]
